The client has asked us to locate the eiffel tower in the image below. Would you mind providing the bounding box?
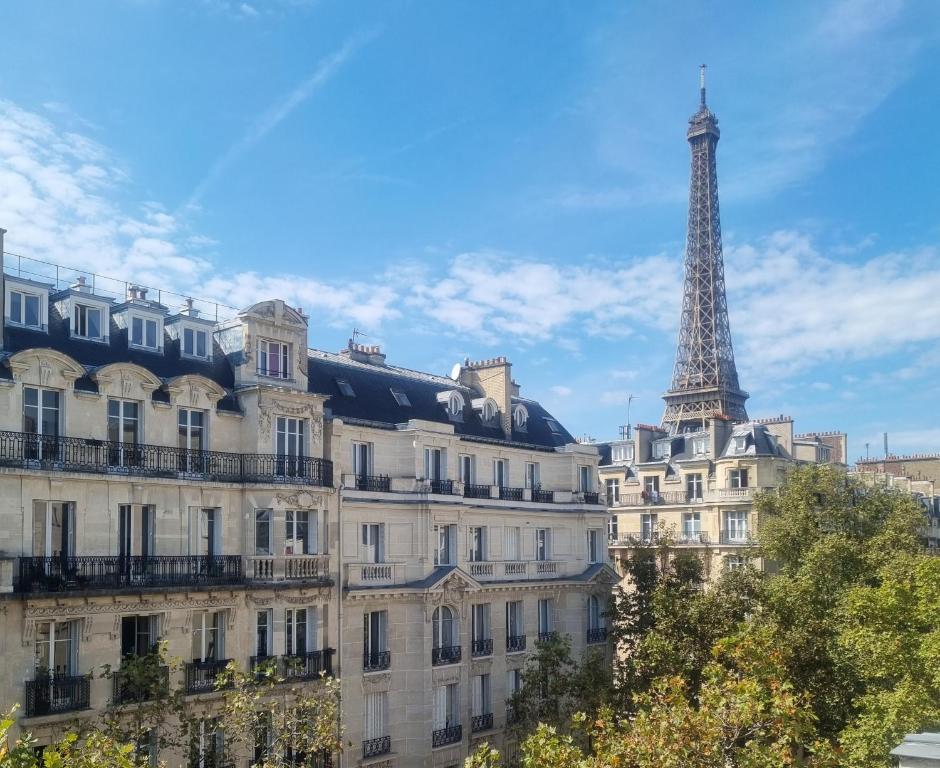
[662,66,748,434]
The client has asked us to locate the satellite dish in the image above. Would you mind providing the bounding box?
[449,363,462,380]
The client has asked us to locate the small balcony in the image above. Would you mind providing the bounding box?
[471,638,493,658]
[16,555,243,593]
[431,645,461,666]
[537,631,557,644]
[345,561,405,588]
[251,650,336,682]
[586,627,608,644]
[614,490,687,507]
[719,529,754,545]
[428,478,455,495]
[506,634,527,653]
[362,735,391,758]
[363,650,391,673]
[431,725,462,748]
[112,663,169,704]
[676,532,711,545]
[355,474,391,492]
[463,483,492,499]
[499,486,524,501]
[185,659,232,694]
[582,491,600,504]
[247,554,330,583]
[531,488,554,503]
[471,713,494,733]
[609,532,659,547]
[24,674,90,717]
[717,487,755,500]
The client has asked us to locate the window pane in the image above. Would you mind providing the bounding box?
[183,328,193,354]
[10,292,21,322]
[146,320,157,348]
[196,331,206,357]
[25,295,39,326]
[88,308,100,338]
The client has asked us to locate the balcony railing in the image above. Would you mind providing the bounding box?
[719,529,754,545]
[362,735,391,758]
[609,532,659,547]
[355,474,390,492]
[249,554,330,583]
[531,488,554,503]
[431,725,462,747]
[429,478,455,495]
[471,638,493,657]
[464,483,492,499]
[506,634,527,653]
[586,627,608,644]
[185,659,232,694]
[17,555,243,593]
[251,650,336,682]
[363,650,391,672]
[471,713,493,733]
[582,491,600,504]
[537,631,557,644]
[677,532,711,545]
[615,491,687,507]
[0,431,332,487]
[499,486,524,501]
[112,664,169,704]
[25,674,90,717]
[431,645,461,666]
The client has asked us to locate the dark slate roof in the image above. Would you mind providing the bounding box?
[306,349,575,450]
[719,423,789,459]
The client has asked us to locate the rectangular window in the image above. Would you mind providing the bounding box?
[131,316,159,349]
[468,526,486,562]
[507,668,522,696]
[352,441,373,478]
[506,601,524,638]
[35,619,79,677]
[588,529,600,563]
[361,523,385,563]
[504,526,520,561]
[258,340,290,379]
[364,691,388,740]
[182,327,209,358]
[525,462,540,489]
[390,388,411,407]
[118,504,155,558]
[693,437,708,456]
[178,408,205,452]
[472,603,490,643]
[23,387,60,440]
[434,524,456,566]
[643,476,660,494]
[652,440,670,459]
[254,510,271,555]
[537,598,553,636]
[535,529,550,561]
[73,304,101,339]
[108,399,139,444]
[10,290,41,328]
[579,465,592,492]
[686,473,704,501]
[459,454,475,484]
[363,610,388,657]
[605,478,620,504]
[121,615,158,658]
[286,608,312,656]
[285,510,317,555]
[724,511,749,542]
[729,469,749,488]
[336,378,355,397]
[424,447,445,481]
[199,508,220,557]
[433,683,459,730]
[191,611,224,662]
[640,513,658,542]
[608,515,619,541]
[726,555,749,572]
[256,610,272,657]
[472,673,491,718]
[683,511,701,539]
[32,501,75,558]
[493,459,508,487]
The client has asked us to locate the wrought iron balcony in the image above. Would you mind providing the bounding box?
[16,554,243,593]
[531,488,554,503]
[431,724,462,747]
[471,638,493,657]
[283,649,335,680]
[25,674,90,717]
[499,486,524,501]
[112,663,169,704]
[431,645,461,666]
[362,735,391,758]
[355,474,390,492]
[719,529,754,545]
[537,631,557,644]
[586,627,608,644]
[363,650,391,672]
[582,491,600,504]
[471,713,494,733]
[506,634,527,653]
[463,483,491,499]
[429,478,454,495]
[677,532,711,545]
[185,658,232,694]
[0,431,332,487]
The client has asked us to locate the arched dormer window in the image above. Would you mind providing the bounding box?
[512,404,528,431]
[432,606,460,664]
[436,390,465,421]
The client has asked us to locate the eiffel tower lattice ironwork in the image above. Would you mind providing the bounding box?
[662,66,748,434]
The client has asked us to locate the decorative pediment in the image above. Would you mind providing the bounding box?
[241,300,308,328]
[8,348,85,387]
[165,374,226,408]
[584,563,620,586]
[92,362,162,398]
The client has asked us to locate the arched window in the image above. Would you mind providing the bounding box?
[482,400,497,424]
[448,393,463,418]
[512,404,528,430]
[432,606,457,649]
[588,596,604,630]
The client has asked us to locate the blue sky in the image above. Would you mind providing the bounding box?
[1,0,939,460]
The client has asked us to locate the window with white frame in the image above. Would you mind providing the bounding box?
[73,303,103,340]
[258,340,289,379]
[729,468,749,488]
[692,437,708,456]
[23,387,60,443]
[433,683,459,731]
[191,717,225,768]
[425,447,445,481]
[579,465,593,492]
[544,418,561,435]
[472,672,491,719]
[432,606,457,650]
[285,510,317,555]
[493,458,508,487]
[607,515,619,541]
[434,523,456,565]
[683,511,701,539]
[643,475,660,494]
[459,454,475,484]
[198,507,221,557]
[726,554,749,572]
[732,435,747,453]
[525,462,540,489]
[361,523,385,563]
[588,529,601,563]
[652,440,670,459]
[512,404,528,430]
[507,668,522,697]
[686,472,704,501]
[640,513,658,542]
[9,288,43,329]
[446,392,463,420]
[364,691,389,741]
[481,400,498,425]
[255,610,272,657]
[121,614,159,658]
[32,501,75,558]
[468,526,486,562]
[286,607,317,655]
[182,326,209,359]
[275,417,305,476]
[723,510,749,542]
[130,315,160,350]
[254,510,271,555]
[611,444,633,463]
[352,441,373,479]
[191,611,224,662]
[363,610,388,661]
[118,504,155,559]
[504,526,520,561]
[34,619,79,676]
[108,399,140,444]
[472,603,491,644]
[505,600,524,638]
[537,598,553,637]
[605,478,620,504]
[588,595,605,630]
[535,528,550,561]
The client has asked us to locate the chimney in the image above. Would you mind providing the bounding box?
[179,297,200,317]
[458,356,513,440]
[340,340,387,366]
[127,285,148,302]
[71,275,91,294]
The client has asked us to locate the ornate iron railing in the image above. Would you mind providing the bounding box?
[363,650,391,672]
[362,735,391,758]
[112,664,169,704]
[582,491,600,504]
[506,634,527,653]
[431,645,461,666]
[355,474,390,492]
[17,555,243,593]
[471,713,493,733]
[432,725,462,747]
[537,631,557,644]
[24,674,90,717]
[463,483,491,499]
[719,529,754,545]
[586,627,608,644]
[429,479,454,495]
[283,649,335,680]
[499,486,524,501]
[531,488,554,503]
[471,638,493,657]
[185,659,232,694]
[0,431,332,486]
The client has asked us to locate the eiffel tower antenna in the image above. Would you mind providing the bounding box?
[661,66,749,434]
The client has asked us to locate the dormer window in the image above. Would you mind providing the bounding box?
[336,378,356,397]
[512,404,528,430]
[611,444,634,463]
[545,418,561,435]
[693,437,708,456]
[482,400,498,424]
[436,390,464,421]
[182,327,209,359]
[390,388,411,407]
[74,304,102,340]
[131,315,160,350]
[258,340,289,379]
[652,440,671,459]
[732,436,747,453]
[9,289,42,329]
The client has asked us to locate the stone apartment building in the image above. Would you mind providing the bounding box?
[600,417,847,580]
[0,243,613,767]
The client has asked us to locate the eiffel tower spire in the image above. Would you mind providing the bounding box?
[661,66,749,434]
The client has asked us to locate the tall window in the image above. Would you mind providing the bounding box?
[588,596,605,631]
[199,508,220,557]
[692,437,708,456]
[118,504,154,558]
[258,340,289,379]
[255,610,272,657]
[578,465,592,492]
[191,612,224,662]
[122,615,158,658]
[683,511,701,540]
[275,417,305,477]
[432,606,457,650]
[254,510,271,555]
[182,327,208,359]
[190,718,224,768]
[363,610,388,666]
[352,442,372,478]
[285,510,317,555]
[32,501,75,558]
[108,399,139,444]
[493,458,508,487]
[686,472,704,501]
[729,468,749,489]
[472,673,491,719]
[472,604,490,644]
[73,304,101,339]
[434,524,456,566]
[35,620,78,677]
[178,409,205,472]
[131,316,159,350]
[640,513,658,542]
[525,462,540,489]
[506,601,524,639]
[724,510,749,542]
[361,523,385,563]
[608,515,619,541]
[504,526,520,561]
[10,289,41,328]
[537,598,553,638]
[286,608,312,656]
[535,529,550,561]
[643,475,660,495]
[507,668,522,697]
[425,447,445,481]
[605,478,620,504]
[433,683,459,731]
[459,454,475,484]
[364,691,389,743]
[468,526,486,562]
[23,387,60,460]
[587,529,601,564]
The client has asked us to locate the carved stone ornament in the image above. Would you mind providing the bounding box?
[275,490,324,509]
[243,332,253,365]
[39,360,52,386]
[259,399,324,444]
[362,671,391,690]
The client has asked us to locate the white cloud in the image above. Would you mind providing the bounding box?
[550,385,573,397]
